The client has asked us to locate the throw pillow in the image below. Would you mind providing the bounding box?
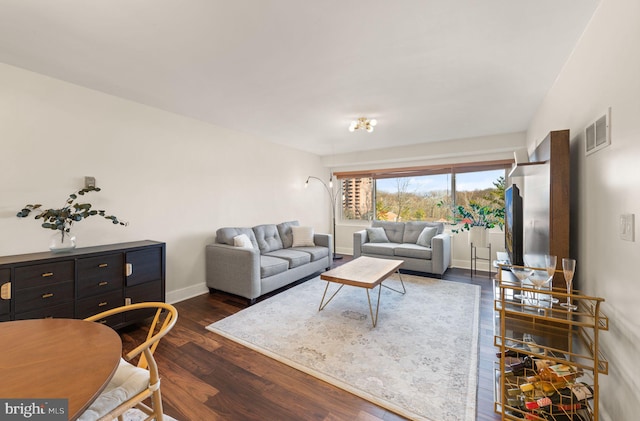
[367,227,389,243]
[292,226,315,247]
[233,234,253,248]
[277,220,299,248]
[416,226,438,247]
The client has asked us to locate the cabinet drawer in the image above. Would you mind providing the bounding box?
[77,254,124,298]
[125,281,163,322]
[0,292,8,316]
[76,290,124,320]
[126,248,162,286]
[14,280,74,313]
[0,268,10,316]
[15,303,74,320]
[15,261,74,290]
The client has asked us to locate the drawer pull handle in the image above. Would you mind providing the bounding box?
[0,282,10,300]
[98,319,107,324]
[98,281,109,286]
[98,263,108,268]
[125,263,133,277]
[42,272,54,277]
[42,293,54,299]
[98,301,108,307]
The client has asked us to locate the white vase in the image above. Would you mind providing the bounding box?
[468,226,487,247]
[49,229,76,252]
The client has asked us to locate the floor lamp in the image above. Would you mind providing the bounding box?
[305,176,343,260]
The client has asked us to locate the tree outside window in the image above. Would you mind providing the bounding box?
[340,169,505,223]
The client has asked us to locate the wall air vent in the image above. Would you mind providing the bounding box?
[585,107,611,156]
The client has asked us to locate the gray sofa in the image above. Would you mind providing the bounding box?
[353,221,451,277]
[206,221,331,304]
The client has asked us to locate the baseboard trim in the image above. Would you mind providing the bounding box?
[166,282,209,304]
[335,248,354,256]
[451,258,491,271]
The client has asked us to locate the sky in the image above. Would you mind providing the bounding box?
[376,170,504,194]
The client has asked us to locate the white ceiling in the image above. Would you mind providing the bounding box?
[0,0,600,156]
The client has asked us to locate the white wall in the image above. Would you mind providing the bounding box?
[0,63,329,303]
[527,0,640,418]
[326,131,526,170]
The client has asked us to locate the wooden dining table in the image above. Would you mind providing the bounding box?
[0,318,122,421]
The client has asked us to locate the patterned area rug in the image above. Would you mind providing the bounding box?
[206,274,480,421]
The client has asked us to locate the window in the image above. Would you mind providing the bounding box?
[375,174,450,222]
[454,170,505,211]
[341,178,374,221]
[337,162,509,223]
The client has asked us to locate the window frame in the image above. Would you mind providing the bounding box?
[336,160,512,223]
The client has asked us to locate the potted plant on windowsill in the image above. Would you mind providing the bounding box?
[438,201,505,246]
[17,186,127,252]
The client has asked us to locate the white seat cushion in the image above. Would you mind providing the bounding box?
[78,358,150,421]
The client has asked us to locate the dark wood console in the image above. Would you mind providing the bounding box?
[0,240,165,328]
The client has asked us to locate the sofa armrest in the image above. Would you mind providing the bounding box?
[313,232,332,254]
[205,243,262,299]
[430,233,451,275]
[314,232,332,265]
[353,230,368,258]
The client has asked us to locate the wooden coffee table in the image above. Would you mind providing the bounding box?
[319,256,405,327]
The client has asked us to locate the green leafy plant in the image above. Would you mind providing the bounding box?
[17,186,127,234]
[438,201,504,234]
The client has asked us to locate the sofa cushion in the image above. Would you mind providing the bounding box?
[416,226,438,247]
[276,220,299,248]
[362,242,399,256]
[366,227,389,243]
[431,221,445,235]
[233,234,254,248]
[217,227,259,249]
[264,249,311,268]
[292,226,315,247]
[253,224,284,253]
[372,221,405,243]
[290,245,329,262]
[402,221,445,243]
[259,255,289,278]
[394,244,432,260]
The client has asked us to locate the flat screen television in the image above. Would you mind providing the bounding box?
[505,184,524,266]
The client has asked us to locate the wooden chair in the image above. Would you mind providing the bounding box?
[80,302,178,421]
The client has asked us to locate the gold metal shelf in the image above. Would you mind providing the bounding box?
[493,266,608,420]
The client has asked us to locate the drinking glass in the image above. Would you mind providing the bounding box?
[545,255,557,281]
[528,270,550,312]
[510,267,533,300]
[560,258,578,310]
[544,255,559,304]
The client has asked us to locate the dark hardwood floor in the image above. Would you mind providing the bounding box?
[121,258,501,420]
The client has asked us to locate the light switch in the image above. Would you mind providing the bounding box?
[620,214,634,241]
[84,176,96,188]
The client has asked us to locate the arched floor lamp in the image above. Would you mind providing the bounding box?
[305,176,343,260]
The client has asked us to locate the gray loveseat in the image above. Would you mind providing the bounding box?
[353,221,451,277]
[206,221,331,304]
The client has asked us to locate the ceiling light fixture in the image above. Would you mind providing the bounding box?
[348,117,377,133]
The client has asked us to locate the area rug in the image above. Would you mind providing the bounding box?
[206,274,480,421]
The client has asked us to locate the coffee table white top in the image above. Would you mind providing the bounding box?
[321,256,403,289]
